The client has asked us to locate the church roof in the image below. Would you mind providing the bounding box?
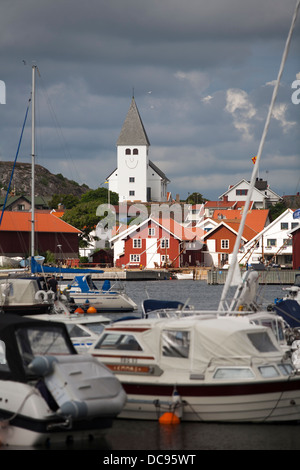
[149,160,170,182]
[117,97,150,146]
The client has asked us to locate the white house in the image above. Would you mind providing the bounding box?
[107,97,170,203]
[240,209,298,267]
[219,178,281,209]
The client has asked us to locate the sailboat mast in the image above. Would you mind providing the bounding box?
[31,65,36,263]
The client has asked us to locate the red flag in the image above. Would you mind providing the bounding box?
[252,156,257,164]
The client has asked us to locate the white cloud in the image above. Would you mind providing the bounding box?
[272,103,296,133]
[225,89,257,140]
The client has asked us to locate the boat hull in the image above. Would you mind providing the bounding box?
[118,379,300,423]
[70,293,137,311]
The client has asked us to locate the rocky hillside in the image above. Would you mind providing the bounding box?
[0,161,91,199]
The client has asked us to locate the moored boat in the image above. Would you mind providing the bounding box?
[0,314,126,447]
[62,275,138,312]
[89,315,300,422]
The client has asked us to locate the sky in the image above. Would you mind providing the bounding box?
[0,0,299,202]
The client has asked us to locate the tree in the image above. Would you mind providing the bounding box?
[269,201,287,221]
[61,188,119,247]
[186,192,208,204]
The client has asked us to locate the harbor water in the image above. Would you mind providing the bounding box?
[3,279,300,452]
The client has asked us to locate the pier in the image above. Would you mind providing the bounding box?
[207,269,300,285]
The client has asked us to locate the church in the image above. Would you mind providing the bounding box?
[107,97,170,203]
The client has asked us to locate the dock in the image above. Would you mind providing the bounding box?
[207,269,300,285]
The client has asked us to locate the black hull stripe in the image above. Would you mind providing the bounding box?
[123,379,300,397]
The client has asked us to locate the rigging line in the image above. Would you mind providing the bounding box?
[0,96,31,228]
[218,0,300,311]
[37,73,82,184]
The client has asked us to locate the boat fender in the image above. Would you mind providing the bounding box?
[35,290,48,302]
[29,355,58,376]
[172,389,182,419]
[58,400,88,419]
[46,291,55,301]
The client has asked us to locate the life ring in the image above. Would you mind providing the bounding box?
[35,290,47,302]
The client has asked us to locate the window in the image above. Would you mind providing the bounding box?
[0,340,9,373]
[130,254,140,263]
[148,228,155,236]
[125,148,131,155]
[18,204,25,211]
[247,332,278,353]
[213,368,255,379]
[133,238,142,248]
[129,190,135,196]
[133,148,139,155]
[129,177,135,183]
[161,238,169,248]
[236,189,248,196]
[161,255,169,264]
[221,239,229,249]
[292,222,299,229]
[283,238,292,246]
[162,330,190,358]
[258,366,279,378]
[281,222,288,230]
[94,333,142,351]
[267,239,276,247]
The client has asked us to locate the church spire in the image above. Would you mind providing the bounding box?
[116,97,150,146]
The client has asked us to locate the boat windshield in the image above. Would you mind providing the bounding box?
[15,325,73,369]
[247,332,279,353]
[94,333,142,351]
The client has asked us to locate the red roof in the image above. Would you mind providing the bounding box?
[205,201,236,208]
[212,209,269,233]
[0,211,81,233]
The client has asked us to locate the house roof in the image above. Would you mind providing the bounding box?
[203,221,249,242]
[0,211,81,233]
[204,200,237,209]
[110,216,204,243]
[212,209,269,234]
[116,97,150,146]
[0,195,49,209]
[243,208,295,246]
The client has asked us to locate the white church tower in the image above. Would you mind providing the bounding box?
[107,97,170,203]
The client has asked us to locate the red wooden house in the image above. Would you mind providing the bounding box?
[111,217,204,268]
[0,211,81,259]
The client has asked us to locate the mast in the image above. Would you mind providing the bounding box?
[218,0,300,311]
[31,65,36,267]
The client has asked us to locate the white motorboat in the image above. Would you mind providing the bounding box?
[0,314,126,447]
[89,314,300,423]
[0,275,54,315]
[27,309,111,354]
[62,275,137,312]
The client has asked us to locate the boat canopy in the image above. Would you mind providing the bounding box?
[0,314,76,383]
[101,316,284,373]
[0,277,41,305]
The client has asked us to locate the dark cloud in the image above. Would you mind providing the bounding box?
[0,0,299,200]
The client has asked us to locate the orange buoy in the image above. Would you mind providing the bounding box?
[87,306,97,314]
[74,307,84,314]
[158,412,180,424]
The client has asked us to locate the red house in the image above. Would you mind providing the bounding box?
[111,217,204,269]
[291,225,300,270]
[0,211,81,259]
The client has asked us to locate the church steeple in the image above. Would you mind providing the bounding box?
[117,97,150,146]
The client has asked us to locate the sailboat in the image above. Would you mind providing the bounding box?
[89,2,300,423]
